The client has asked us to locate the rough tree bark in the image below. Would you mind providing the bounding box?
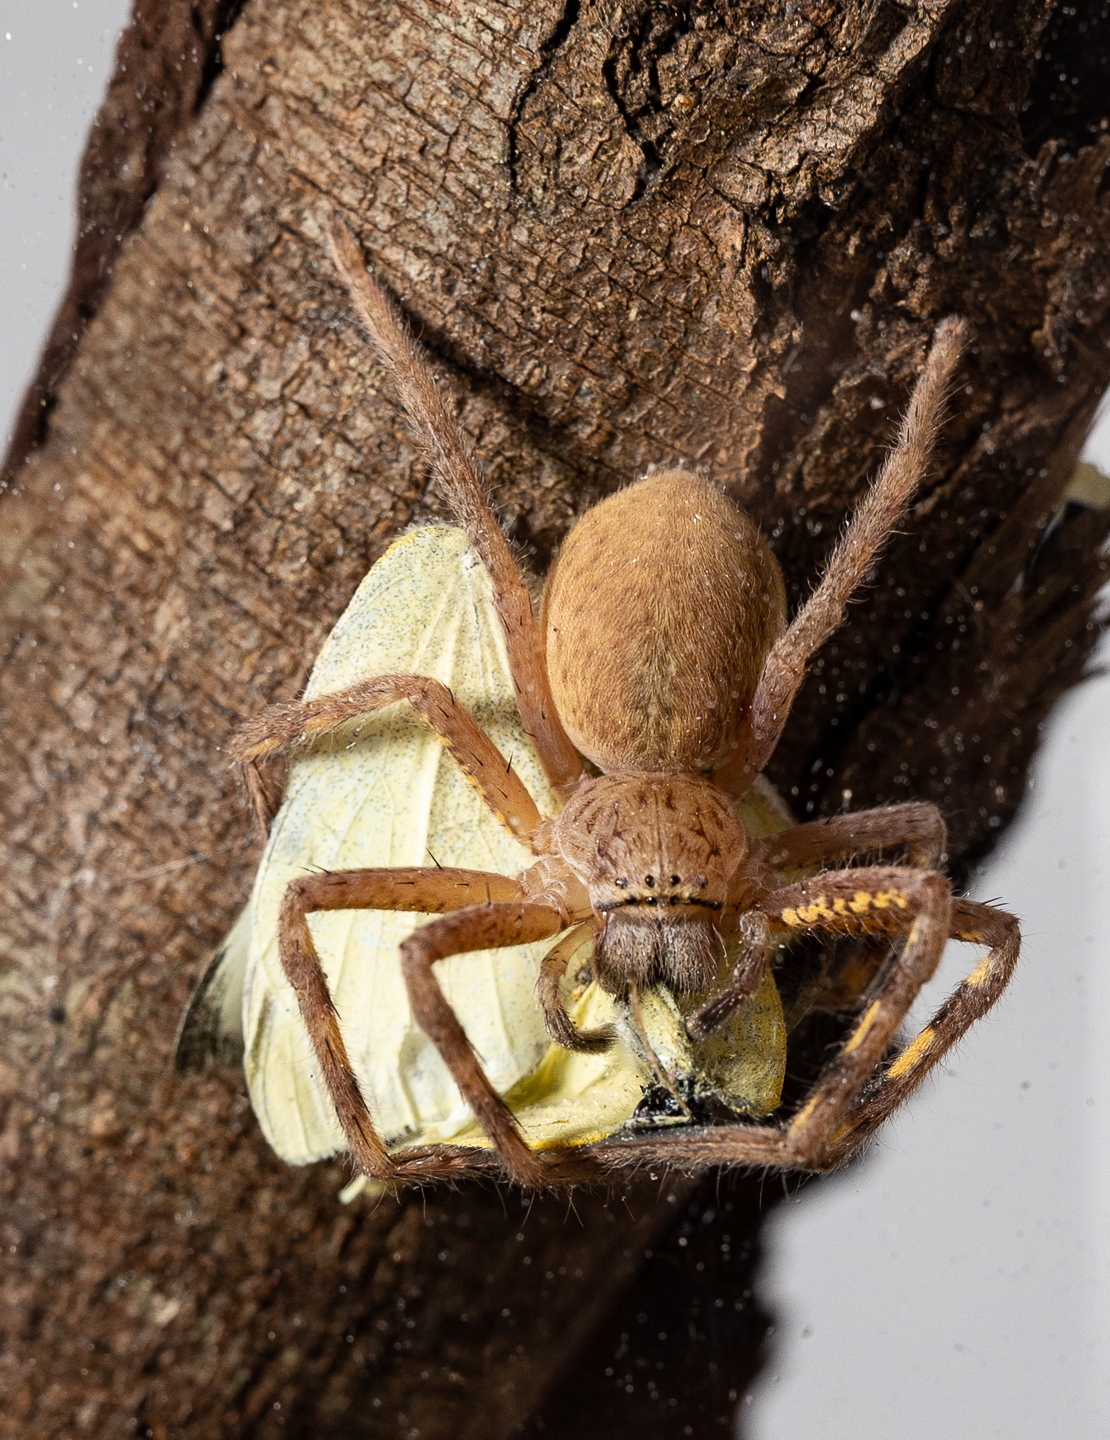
[2,2,1108,1437]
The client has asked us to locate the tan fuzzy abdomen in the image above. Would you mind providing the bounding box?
[543,472,786,774]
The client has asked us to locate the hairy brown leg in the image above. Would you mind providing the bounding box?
[686,911,775,1040]
[750,803,948,1015]
[400,901,569,1186]
[534,921,614,1053]
[751,801,947,873]
[717,318,966,797]
[279,865,528,1180]
[234,671,543,842]
[242,758,284,836]
[592,865,954,1174]
[821,895,1019,1162]
[690,804,947,1040]
[328,215,583,796]
[765,866,953,1166]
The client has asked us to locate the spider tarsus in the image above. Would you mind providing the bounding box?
[685,999,733,1043]
[543,1011,617,1054]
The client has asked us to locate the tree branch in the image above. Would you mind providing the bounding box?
[2,2,1108,1436]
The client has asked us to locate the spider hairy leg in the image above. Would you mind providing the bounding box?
[751,801,948,872]
[400,901,569,1187]
[327,215,582,795]
[278,866,533,1180]
[823,895,1019,1161]
[686,911,775,1041]
[233,671,543,843]
[535,922,616,1054]
[733,317,967,791]
[766,866,953,1164]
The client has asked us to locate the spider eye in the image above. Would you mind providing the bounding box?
[644,875,655,887]
[669,874,680,885]
[615,877,629,889]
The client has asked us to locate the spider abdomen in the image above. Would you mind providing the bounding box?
[543,471,786,774]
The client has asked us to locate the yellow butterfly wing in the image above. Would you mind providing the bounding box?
[243,525,558,1162]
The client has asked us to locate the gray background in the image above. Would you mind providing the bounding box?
[3,3,1107,1434]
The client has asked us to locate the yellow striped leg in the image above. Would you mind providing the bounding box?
[594,865,960,1174]
[820,895,1019,1163]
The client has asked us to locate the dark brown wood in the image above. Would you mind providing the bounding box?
[2,2,1109,1437]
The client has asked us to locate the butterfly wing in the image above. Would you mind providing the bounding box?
[242,525,558,1163]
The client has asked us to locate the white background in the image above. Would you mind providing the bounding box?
[3,4,1107,1435]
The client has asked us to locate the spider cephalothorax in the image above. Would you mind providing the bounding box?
[548,771,745,994]
[219,215,1020,1190]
